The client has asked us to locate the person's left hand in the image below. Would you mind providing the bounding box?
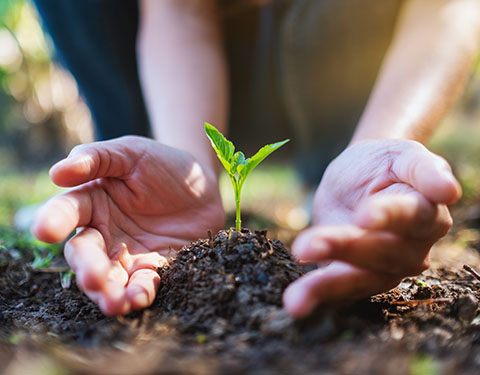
[283,139,462,318]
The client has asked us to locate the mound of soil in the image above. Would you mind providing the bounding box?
[156,229,304,334]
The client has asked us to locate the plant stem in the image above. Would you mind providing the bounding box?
[230,175,242,231]
[235,186,241,231]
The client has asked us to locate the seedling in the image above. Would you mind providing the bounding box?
[32,248,55,269]
[60,269,75,289]
[204,123,289,231]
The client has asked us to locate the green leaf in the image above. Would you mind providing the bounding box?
[237,162,247,176]
[231,151,247,175]
[31,249,53,268]
[204,123,234,172]
[204,122,290,231]
[241,139,289,180]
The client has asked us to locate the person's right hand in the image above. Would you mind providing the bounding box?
[283,139,460,318]
[32,136,225,316]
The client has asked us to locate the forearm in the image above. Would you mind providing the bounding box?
[137,0,228,172]
[351,0,480,144]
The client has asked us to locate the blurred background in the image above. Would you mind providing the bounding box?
[0,0,93,226]
[0,0,479,233]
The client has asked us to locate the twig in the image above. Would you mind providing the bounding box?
[391,298,452,306]
[463,265,480,282]
[208,230,213,248]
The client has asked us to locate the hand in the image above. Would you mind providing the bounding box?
[32,136,225,315]
[283,139,461,318]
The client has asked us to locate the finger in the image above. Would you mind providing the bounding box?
[292,225,429,275]
[84,284,130,316]
[64,227,110,291]
[98,281,130,316]
[126,269,161,310]
[31,189,93,243]
[49,137,143,187]
[66,229,131,316]
[117,247,167,276]
[354,191,452,240]
[283,262,400,318]
[391,142,462,204]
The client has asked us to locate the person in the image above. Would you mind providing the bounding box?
[30,0,480,317]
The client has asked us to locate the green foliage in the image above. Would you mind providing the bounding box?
[205,122,289,230]
[31,247,57,268]
[414,278,427,287]
[0,226,60,267]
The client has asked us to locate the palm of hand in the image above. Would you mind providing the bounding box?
[33,136,225,315]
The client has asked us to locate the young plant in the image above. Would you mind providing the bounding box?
[204,122,289,231]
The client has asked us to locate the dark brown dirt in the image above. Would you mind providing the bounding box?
[0,249,127,347]
[156,229,303,335]
[1,225,480,375]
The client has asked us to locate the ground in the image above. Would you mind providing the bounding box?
[1,201,480,375]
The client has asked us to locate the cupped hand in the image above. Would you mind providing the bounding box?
[283,139,462,318]
[32,136,225,315]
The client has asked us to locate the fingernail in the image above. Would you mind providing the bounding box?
[54,155,91,170]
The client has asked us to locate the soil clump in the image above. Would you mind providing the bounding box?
[156,229,303,335]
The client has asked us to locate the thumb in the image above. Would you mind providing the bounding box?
[50,136,145,187]
[391,141,462,205]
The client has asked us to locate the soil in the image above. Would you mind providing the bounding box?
[1,217,480,375]
[156,229,303,335]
